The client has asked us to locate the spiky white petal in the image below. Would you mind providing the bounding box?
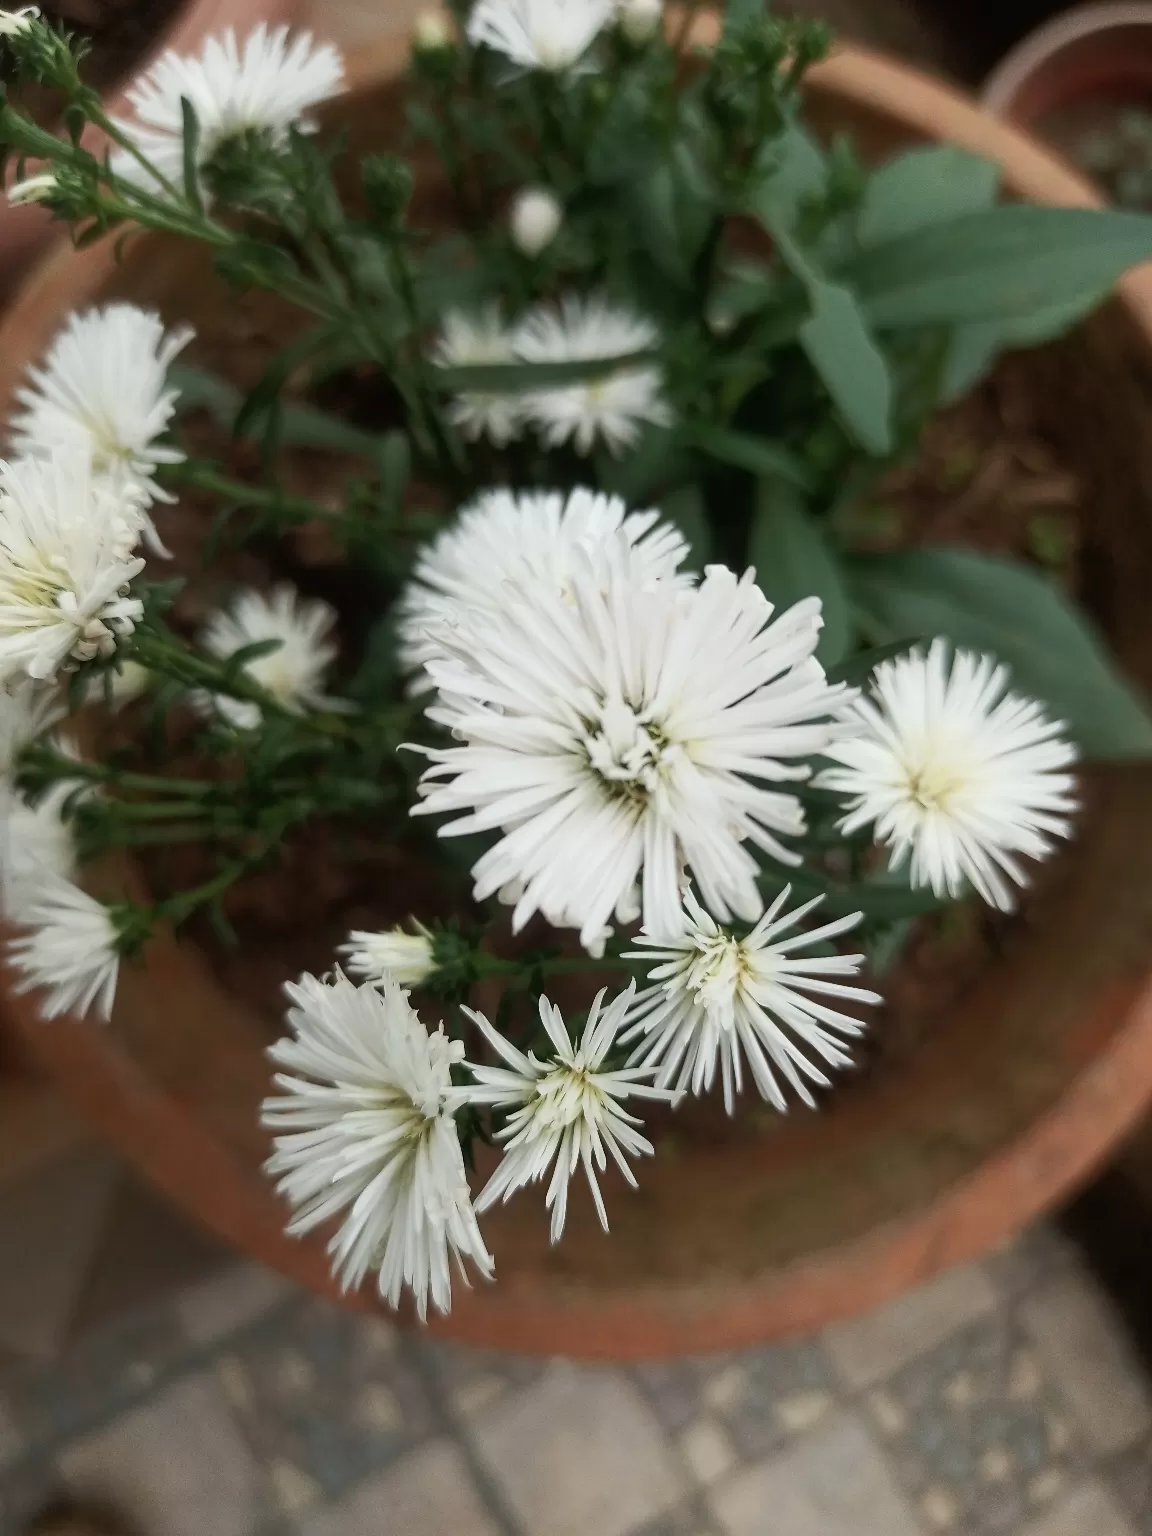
[396,484,690,682]
[0,781,75,918]
[466,0,615,71]
[10,303,192,541]
[262,970,493,1318]
[514,294,671,456]
[431,306,524,447]
[0,453,144,687]
[0,6,38,36]
[0,679,62,776]
[7,876,120,1020]
[7,171,56,205]
[815,640,1078,911]
[110,25,344,198]
[340,925,436,988]
[458,984,675,1241]
[622,884,880,1113]
[199,584,341,730]
[413,555,849,950]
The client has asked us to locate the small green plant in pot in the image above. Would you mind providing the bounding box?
[0,0,1151,1320]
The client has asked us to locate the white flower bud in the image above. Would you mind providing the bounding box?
[619,0,662,44]
[340,925,437,988]
[509,187,563,257]
[413,10,451,51]
[8,171,56,206]
[0,6,39,36]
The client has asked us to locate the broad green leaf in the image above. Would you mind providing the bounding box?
[749,481,850,664]
[941,288,1111,404]
[660,485,712,565]
[858,146,999,246]
[686,423,815,490]
[799,282,893,454]
[847,546,1152,759]
[748,124,826,227]
[824,639,916,687]
[845,205,1152,329]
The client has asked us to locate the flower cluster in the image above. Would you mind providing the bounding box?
[0,5,1110,1330]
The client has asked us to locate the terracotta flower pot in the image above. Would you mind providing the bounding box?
[0,0,301,296]
[983,2,1152,127]
[3,35,1152,1359]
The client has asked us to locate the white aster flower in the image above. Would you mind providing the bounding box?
[622,884,880,1114]
[339,923,436,988]
[0,6,38,36]
[0,782,75,918]
[0,679,62,775]
[466,0,614,71]
[7,171,56,205]
[199,584,342,731]
[509,186,563,255]
[815,639,1078,912]
[396,484,690,682]
[110,25,345,198]
[7,875,121,1021]
[10,303,192,540]
[514,294,671,456]
[414,557,850,949]
[262,970,493,1319]
[458,984,675,1241]
[0,453,144,687]
[431,306,525,447]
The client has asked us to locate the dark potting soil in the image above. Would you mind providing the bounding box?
[122,355,1086,1095]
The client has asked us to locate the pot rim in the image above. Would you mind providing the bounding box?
[6,36,1152,1356]
[983,1,1152,119]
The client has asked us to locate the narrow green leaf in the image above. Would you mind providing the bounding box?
[941,288,1110,404]
[799,282,893,454]
[686,424,814,490]
[858,145,999,246]
[430,351,655,393]
[170,365,385,458]
[179,96,203,213]
[748,482,850,664]
[846,205,1152,330]
[748,124,826,228]
[847,546,1152,759]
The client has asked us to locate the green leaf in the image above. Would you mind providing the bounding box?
[685,424,814,490]
[748,481,850,664]
[824,639,916,687]
[748,124,826,228]
[847,546,1152,759]
[758,855,947,918]
[179,96,203,214]
[660,485,712,565]
[858,146,999,246]
[429,351,655,393]
[846,205,1152,330]
[170,365,384,458]
[798,282,893,454]
[941,288,1110,404]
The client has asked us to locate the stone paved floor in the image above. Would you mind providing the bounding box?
[0,1143,1151,1536]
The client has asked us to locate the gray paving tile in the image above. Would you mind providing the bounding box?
[175,1261,295,1347]
[1104,1431,1152,1535]
[467,1360,686,1536]
[217,1295,436,1508]
[862,1310,1081,1535]
[293,1438,502,1536]
[60,1372,265,1536]
[1019,1269,1152,1457]
[709,1408,921,1536]
[1016,1480,1137,1536]
[823,1262,998,1391]
[419,1335,546,1420]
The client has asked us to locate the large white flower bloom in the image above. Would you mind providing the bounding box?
[458,985,675,1241]
[199,584,341,731]
[466,0,615,71]
[413,557,850,949]
[396,485,690,681]
[262,971,493,1319]
[622,884,880,1113]
[431,306,525,447]
[1,782,75,918]
[815,640,1078,911]
[9,304,192,537]
[339,924,436,988]
[110,25,345,197]
[7,876,121,1021]
[0,453,144,687]
[514,294,671,456]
